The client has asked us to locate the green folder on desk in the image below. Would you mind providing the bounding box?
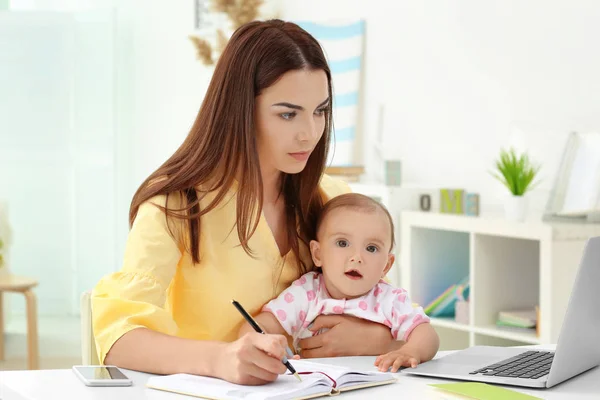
[429,382,542,400]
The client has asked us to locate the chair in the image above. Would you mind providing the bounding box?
[80,291,99,365]
[0,274,39,369]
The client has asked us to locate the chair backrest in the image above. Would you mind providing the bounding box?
[80,290,99,365]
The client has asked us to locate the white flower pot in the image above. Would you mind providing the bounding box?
[504,195,528,222]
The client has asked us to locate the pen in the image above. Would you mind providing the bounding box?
[231,299,302,382]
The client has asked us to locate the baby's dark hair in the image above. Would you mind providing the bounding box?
[315,193,395,251]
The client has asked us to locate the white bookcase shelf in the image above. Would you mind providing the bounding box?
[399,211,600,350]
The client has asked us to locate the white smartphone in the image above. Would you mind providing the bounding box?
[72,365,133,387]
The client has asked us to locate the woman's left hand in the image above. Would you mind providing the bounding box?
[296,315,393,358]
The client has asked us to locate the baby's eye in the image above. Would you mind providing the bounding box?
[366,245,378,253]
[280,112,296,120]
[336,240,349,248]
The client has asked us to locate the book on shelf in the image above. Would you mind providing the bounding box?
[494,322,537,336]
[146,359,397,400]
[424,285,457,316]
[497,309,537,329]
[425,277,470,318]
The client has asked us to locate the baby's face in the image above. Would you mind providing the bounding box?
[310,208,394,299]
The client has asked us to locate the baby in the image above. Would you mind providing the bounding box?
[239,193,439,372]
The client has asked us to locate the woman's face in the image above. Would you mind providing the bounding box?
[255,69,329,176]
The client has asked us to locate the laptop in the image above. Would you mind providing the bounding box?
[402,236,600,388]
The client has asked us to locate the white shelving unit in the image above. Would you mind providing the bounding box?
[400,211,600,350]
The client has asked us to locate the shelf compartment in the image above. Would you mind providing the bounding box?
[407,227,470,309]
[474,333,536,347]
[472,325,540,345]
[430,317,540,345]
[472,234,539,328]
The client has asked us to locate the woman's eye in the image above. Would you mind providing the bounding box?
[280,112,296,120]
[336,240,349,248]
[314,108,328,116]
[366,245,378,253]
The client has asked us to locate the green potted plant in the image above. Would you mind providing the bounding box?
[492,147,540,221]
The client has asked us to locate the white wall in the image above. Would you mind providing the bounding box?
[10,0,215,264]
[3,0,598,317]
[0,8,118,316]
[16,0,599,218]
[3,0,214,317]
[283,0,600,215]
[113,0,214,258]
[119,2,211,187]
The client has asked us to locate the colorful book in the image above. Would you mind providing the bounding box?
[497,309,537,328]
[424,285,457,315]
[426,277,470,318]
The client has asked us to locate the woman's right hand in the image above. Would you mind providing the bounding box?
[213,332,289,385]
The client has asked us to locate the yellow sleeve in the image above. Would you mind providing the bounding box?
[91,195,182,364]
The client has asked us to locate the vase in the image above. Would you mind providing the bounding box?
[504,195,528,222]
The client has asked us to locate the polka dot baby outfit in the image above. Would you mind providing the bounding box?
[262,271,430,351]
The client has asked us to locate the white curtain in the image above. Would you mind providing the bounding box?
[0,10,118,317]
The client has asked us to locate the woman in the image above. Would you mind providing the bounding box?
[92,19,400,386]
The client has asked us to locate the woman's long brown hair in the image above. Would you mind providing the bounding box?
[129,19,333,276]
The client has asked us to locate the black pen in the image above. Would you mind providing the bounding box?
[231,299,302,382]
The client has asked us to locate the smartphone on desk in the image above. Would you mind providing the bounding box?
[72,365,133,387]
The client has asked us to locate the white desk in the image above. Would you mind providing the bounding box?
[1,346,599,400]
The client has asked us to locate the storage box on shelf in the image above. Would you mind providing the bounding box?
[400,211,600,350]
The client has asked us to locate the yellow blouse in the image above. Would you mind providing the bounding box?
[91,175,351,363]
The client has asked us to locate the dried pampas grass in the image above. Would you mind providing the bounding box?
[190,0,266,66]
[188,35,214,65]
[211,0,235,13]
[229,0,263,29]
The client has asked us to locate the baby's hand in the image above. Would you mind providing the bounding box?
[374,347,421,372]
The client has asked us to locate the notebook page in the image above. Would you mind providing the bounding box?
[336,371,395,389]
[289,360,394,389]
[147,373,332,400]
[290,360,352,381]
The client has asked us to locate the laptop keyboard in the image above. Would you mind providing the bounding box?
[469,350,554,379]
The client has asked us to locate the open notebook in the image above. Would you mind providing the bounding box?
[146,359,397,400]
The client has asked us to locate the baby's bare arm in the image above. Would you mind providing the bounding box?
[397,323,440,361]
[238,312,288,338]
[375,323,440,372]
